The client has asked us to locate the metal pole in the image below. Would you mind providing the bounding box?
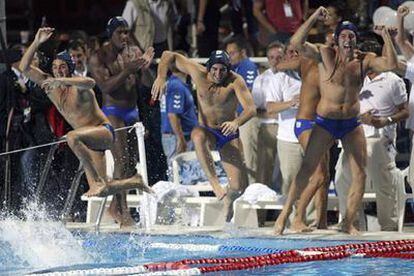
[35,143,59,201]
[0,0,10,207]
[61,163,84,223]
[135,122,151,230]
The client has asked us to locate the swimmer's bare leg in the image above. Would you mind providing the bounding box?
[220,138,248,222]
[65,126,112,196]
[340,126,366,236]
[274,126,332,235]
[191,127,227,200]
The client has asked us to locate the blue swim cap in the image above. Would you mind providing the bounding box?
[56,50,75,74]
[106,16,129,38]
[334,21,358,43]
[206,50,231,71]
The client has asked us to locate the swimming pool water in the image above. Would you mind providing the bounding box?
[2,231,414,275]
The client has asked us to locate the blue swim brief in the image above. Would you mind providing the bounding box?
[202,126,239,150]
[102,123,115,141]
[315,114,360,140]
[294,119,315,139]
[102,105,139,126]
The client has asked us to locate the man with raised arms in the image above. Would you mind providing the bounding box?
[89,17,154,226]
[19,27,153,199]
[151,50,257,221]
[274,7,398,235]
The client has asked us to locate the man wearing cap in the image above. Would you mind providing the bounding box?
[151,50,257,222]
[89,17,154,226]
[19,27,153,199]
[273,7,398,235]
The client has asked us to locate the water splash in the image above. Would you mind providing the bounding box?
[0,200,91,272]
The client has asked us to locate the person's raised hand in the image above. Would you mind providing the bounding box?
[41,77,60,91]
[34,27,55,44]
[139,47,155,69]
[315,6,330,22]
[397,5,410,18]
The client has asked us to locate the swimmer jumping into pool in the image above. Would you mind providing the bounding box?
[19,27,153,198]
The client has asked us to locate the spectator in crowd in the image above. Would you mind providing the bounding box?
[266,44,302,197]
[336,40,408,232]
[251,42,284,225]
[394,6,414,187]
[89,17,155,226]
[323,3,345,32]
[68,39,89,77]
[253,0,308,44]
[152,50,257,222]
[225,37,259,183]
[160,51,198,172]
[69,39,103,106]
[229,0,259,54]
[196,0,221,57]
[0,44,54,214]
[122,0,178,58]
[253,42,284,189]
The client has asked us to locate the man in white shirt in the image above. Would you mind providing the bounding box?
[335,40,408,231]
[395,6,414,187]
[253,42,284,190]
[266,45,302,196]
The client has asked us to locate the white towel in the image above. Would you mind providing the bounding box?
[142,181,200,225]
[237,183,284,205]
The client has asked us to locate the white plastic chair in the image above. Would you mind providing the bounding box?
[396,168,413,232]
[170,150,226,226]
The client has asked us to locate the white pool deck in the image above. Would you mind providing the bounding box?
[66,222,414,241]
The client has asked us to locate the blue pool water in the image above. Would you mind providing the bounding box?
[1,229,414,275]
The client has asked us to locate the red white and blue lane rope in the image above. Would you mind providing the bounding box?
[31,239,414,275]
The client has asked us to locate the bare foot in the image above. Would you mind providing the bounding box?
[315,221,328,230]
[131,174,154,194]
[120,213,136,227]
[211,183,227,200]
[83,184,107,197]
[340,224,360,235]
[290,219,313,233]
[223,189,242,222]
[274,215,288,235]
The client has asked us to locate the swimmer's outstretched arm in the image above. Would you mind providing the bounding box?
[41,76,96,90]
[276,58,301,71]
[19,27,53,85]
[290,6,328,61]
[151,51,203,100]
[395,6,414,60]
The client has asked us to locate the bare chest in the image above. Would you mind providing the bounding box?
[321,60,363,88]
[49,87,93,114]
[197,85,236,107]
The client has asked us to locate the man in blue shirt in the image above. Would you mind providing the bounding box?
[160,55,198,171]
[225,38,259,183]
